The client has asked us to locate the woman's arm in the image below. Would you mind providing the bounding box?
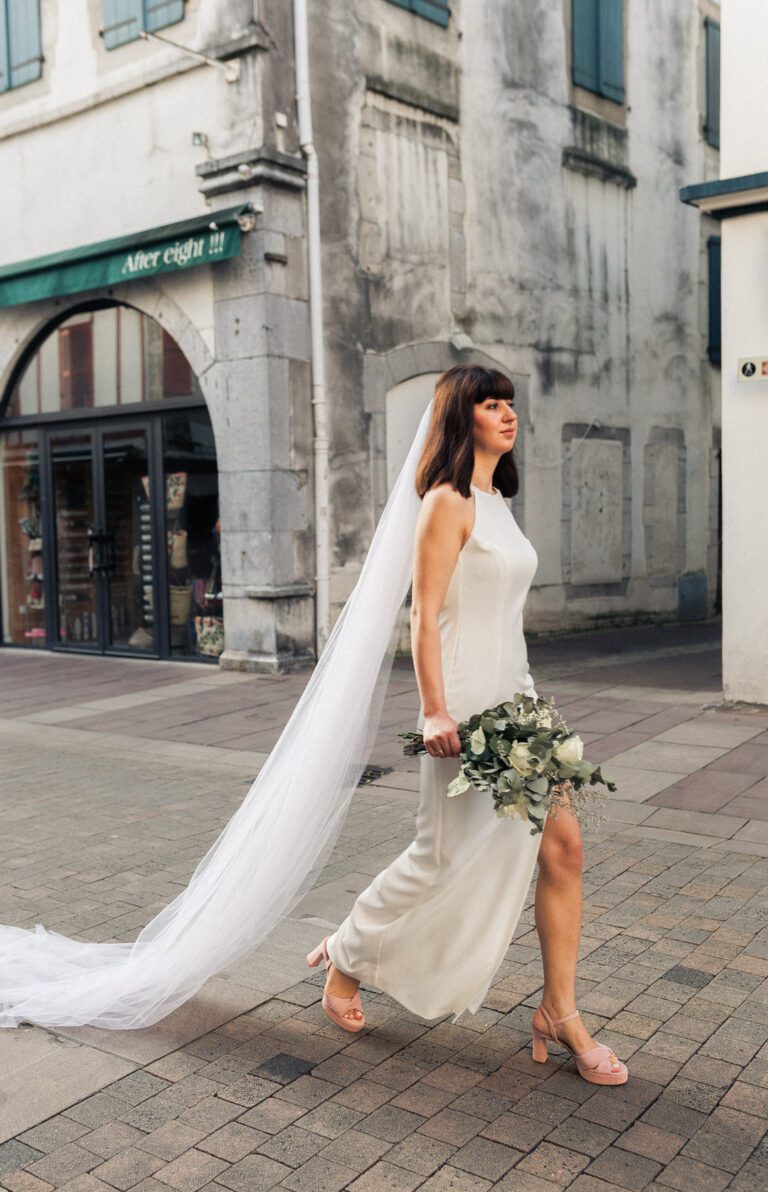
[410,485,473,758]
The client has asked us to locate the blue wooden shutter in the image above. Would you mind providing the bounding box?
[411,0,450,27]
[103,0,143,49]
[145,1,185,33]
[0,4,9,93]
[705,19,720,148]
[572,0,599,92]
[707,236,721,366]
[598,0,624,102]
[8,0,43,88]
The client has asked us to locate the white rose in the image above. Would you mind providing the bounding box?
[554,735,584,766]
[508,742,534,775]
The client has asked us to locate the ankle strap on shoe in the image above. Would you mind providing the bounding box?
[551,1009,580,1026]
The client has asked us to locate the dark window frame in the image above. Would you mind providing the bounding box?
[707,234,721,367]
[704,17,720,149]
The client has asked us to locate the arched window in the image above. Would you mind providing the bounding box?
[1,305,222,661]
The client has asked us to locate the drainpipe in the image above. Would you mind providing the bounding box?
[293,0,331,654]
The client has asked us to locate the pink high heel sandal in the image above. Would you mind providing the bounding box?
[306,936,365,1032]
[532,1005,628,1086]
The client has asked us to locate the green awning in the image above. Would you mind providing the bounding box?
[0,204,255,308]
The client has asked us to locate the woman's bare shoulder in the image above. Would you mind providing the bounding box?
[418,483,473,542]
[421,481,470,511]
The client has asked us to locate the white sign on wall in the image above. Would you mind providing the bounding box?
[738,357,768,381]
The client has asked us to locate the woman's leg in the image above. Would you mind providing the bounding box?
[325,960,363,1021]
[531,804,600,1053]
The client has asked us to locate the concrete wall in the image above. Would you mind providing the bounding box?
[718,1,768,704]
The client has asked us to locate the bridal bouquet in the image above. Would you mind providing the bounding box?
[398,692,615,835]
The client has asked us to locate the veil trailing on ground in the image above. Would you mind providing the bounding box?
[0,399,436,1030]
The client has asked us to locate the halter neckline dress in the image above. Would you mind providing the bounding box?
[327,482,542,1021]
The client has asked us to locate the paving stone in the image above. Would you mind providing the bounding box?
[418,1109,486,1146]
[252,1055,315,1086]
[255,1124,326,1168]
[447,1136,519,1181]
[65,1095,128,1130]
[680,1125,754,1173]
[345,1159,426,1192]
[195,1122,266,1162]
[280,1099,362,1141]
[422,1066,488,1095]
[639,1098,707,1139]
[316,1128,393,1172]
[389,1082,457,1118]
[545,1117,618,1158]
[152,1147,229,1191]
[416,1167,493,1192]
[516,1140,591,1185]
[0,1141,45,1179]
[18,1120,90,1155]
[237,1099,307,1135]
[330,1080,398,1113]
[209,1152,292,1191]
[480,1113,550,1151]
[0,1174,55,1192]
[278,1154,359,1192]
[77,1122,148,1160]
[384,1134,457,1176]
[89,1147,165,1190]
[614,1122,685,1164]
[511,1092,575,1127]
[107,1072,172,1106]
[136,1123,209,1162]
[584,1145,662,1189]
[356,1104,426,1143]
[177,1097,242,1132]
[24,1145,100,1186]
[270,1078,342,1111]
[652,1153,731,1191]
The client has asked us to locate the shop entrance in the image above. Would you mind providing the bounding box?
[1,305,223,661]
[45,422,158,653]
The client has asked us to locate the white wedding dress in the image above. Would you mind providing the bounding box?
[327,483,543,1021]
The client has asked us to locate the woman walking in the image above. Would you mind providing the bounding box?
[0,363,625,1087]
[308,365,627,1086]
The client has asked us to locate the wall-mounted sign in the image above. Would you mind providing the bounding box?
[0,205,254,309]
[738,357,768,381]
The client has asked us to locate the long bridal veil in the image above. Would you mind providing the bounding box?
[0,398,436,1030]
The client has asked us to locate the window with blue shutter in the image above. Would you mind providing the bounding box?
[0,0,43,94]
[103,0,185,51]
[707,236,721,366]
[572,0,625,104]
[705,19,720,149]
[386,0,450,29]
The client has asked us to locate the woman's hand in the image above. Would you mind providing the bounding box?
[423,711,462,758]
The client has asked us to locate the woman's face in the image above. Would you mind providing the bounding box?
[472,396,517,454]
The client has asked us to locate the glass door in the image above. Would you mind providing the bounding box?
[49,430,101,649]
[45,423,161,655]
[100,425,157,653]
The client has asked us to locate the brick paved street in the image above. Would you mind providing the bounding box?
[3,620,768,1191]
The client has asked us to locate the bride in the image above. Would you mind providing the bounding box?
[0,363,626,1085]
[307,364,627,1086]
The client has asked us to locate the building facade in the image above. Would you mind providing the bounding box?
[681,0,768,706]
[0,0,721,672]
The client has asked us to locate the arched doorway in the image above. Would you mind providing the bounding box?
[0,304,222,660]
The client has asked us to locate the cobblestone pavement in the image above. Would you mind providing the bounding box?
[3,620,768,1192]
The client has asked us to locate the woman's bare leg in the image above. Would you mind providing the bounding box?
[532,805,600,1054]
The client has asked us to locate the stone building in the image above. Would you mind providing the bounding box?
[681,0,768,706]
[0,1,721,672]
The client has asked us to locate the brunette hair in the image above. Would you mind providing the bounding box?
[414,364,519,499]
